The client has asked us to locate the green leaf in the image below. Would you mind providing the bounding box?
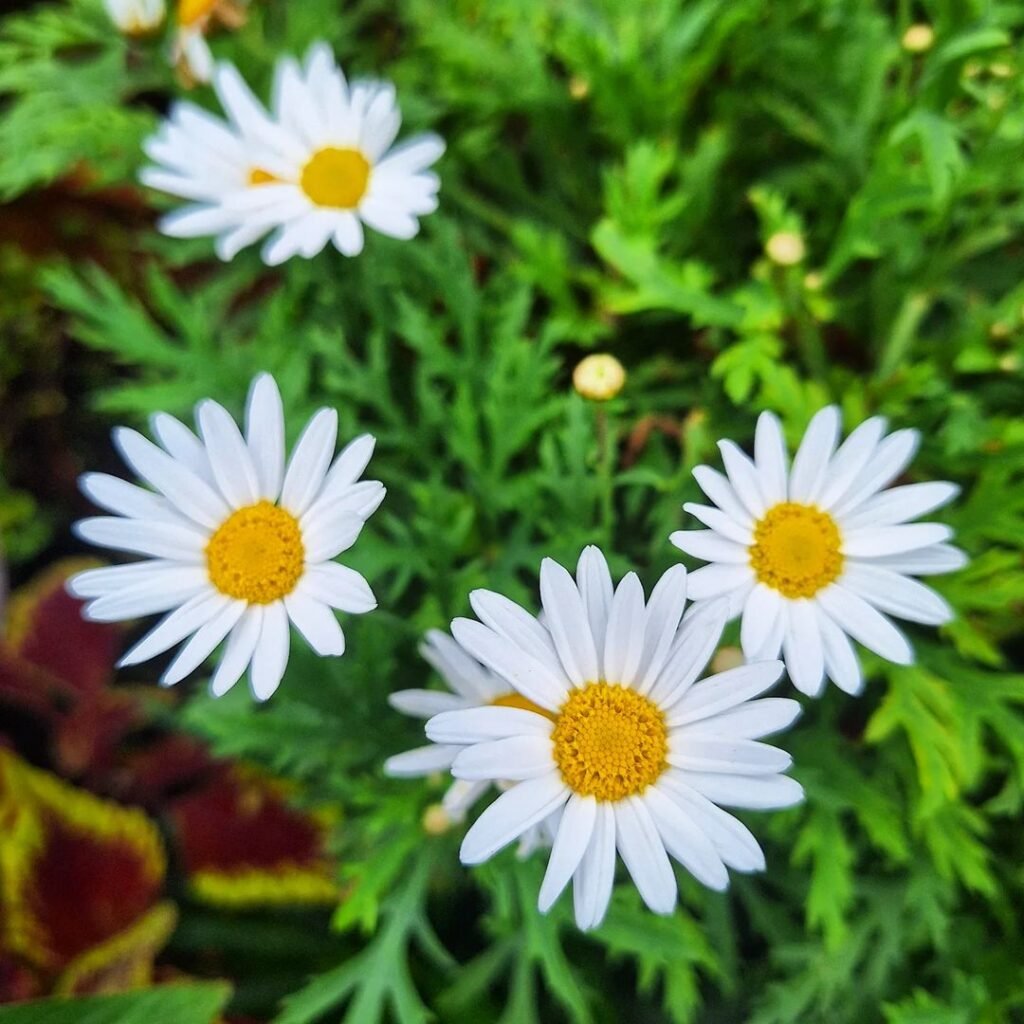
[0,984,231,1024]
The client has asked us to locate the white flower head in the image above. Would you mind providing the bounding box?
[105,0,166,35]
[423,548,803,931]
[68,374,384,702]
[171,0,244,84]
[385,629,558,856]
[142,42,445,265]
[672,407,966,697]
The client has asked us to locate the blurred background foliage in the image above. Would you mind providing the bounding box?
[1,0,1023,1021]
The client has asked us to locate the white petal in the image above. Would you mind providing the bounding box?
[840,563,952,625]
[538,795,597,913]
[459,774,569,864]
[677,697,801,740]
[643,784,728,890]
[450,619,569,712]
[421,628,504,702]
[839,481,960,529]
[668,736,792,775]
[83,567,208,622]
[384,745,459,777]
[692,466,753,528]
[112,426,228,527]
[299,563,376,613]
[636,565,687,693]
[576,546,614,677]
[683,503,754,545]
[118,590,228,667]
[469,590,563,677]
[149,413,213,483]
[648,599,729,707]
[442,779,489,821]
[358,198,418,240]
[375,133,445,175]
[196,400,261,509]
[68,560,181,599]
[75,517,206,561]
[211,607,263,696]
[540,558,599,685]
[670,531,749,564]
[674,769,804,810]
[718,441,766,518]
[316,434,377,505]
[754,412,788,504]
[572,802,616,930]
[816,606,863,696]
[280,409,339,517]
[740,584,785,660]
[245,373,286,502]
[614,797,677,915]
[831,429,920,515]
[388,689,468,719]
[685,563,754,600]
[657,776,765,872]
[302,510,365,563]
[815,415,887,510]
[452,736,555,781]
[781,600,825,697]
[79,473,185,525]
[249,601,290,700]
[862,542,967,576]
[842,523,953,558]
[788,406,841,503]
[426,706,553,745]
[161,599,247,685]
[603,572,646,686]
[331,212,365,256]
[813,585,913,665]
[284,591,346,656]
[667,661,785,725]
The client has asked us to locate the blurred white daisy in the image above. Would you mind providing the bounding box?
[105,0,166,35]
[172,0,245,84]
[67,374,384,701]
[671,407,965,697]
[142,43,444,265]
[425,548,803,931]
[385,629,557,856]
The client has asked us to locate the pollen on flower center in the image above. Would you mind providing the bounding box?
[206,501,305,604]
[300,147,370,209]
[552,683,667,802]
[492,691,556,721]
[178,0,218,27]
[750,501,842,598]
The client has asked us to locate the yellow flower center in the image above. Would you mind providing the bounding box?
[492,691,556,721]
[178,0,218,27]
[749,502,843,598]
[206,501,305,604]
[248,168,279,186]
[300,147,370,209]
[551,683,667,802]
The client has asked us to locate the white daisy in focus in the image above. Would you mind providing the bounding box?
[105,0,166,35]
[385,629,557,855]
[67,374,384,701]
[671,407,965,697]
[424,548,803,931]
[142,43,445,265]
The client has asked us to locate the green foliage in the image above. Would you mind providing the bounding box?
[0,984,231,1024]
[2,0,1024,1021]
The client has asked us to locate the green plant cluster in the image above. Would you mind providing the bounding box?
[1,0,1023,1021]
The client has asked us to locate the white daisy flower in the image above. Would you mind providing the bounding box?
[671,407,966,697]
[105,0,166,35]
[67,374,384,702]
[143,43,444,265]
[385,629,558,855]
[171,0,244,84]
[424,548,803,931]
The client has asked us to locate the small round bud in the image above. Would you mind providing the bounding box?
[568,75,591,100]
[711,646,746,674]
[765,231,806,267]
[902,24,935,53]
[803,271,824,292]
[422,804,453,836]
[573,353,626,401]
